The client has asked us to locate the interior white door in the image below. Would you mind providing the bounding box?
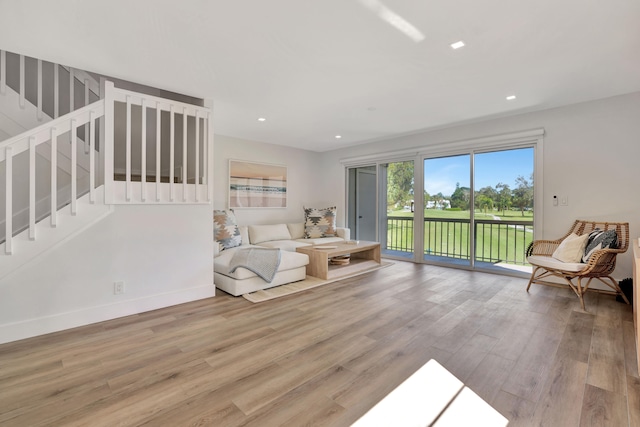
[356,168,376,241]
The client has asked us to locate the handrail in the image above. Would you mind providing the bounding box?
[0,100,105,161]
[111,87,208,116]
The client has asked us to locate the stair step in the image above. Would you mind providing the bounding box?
[0,186,113,280]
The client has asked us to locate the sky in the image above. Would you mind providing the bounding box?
[423,147,533,197]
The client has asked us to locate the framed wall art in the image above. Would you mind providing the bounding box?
[229,160,287,208]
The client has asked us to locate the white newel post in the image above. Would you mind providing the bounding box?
[0,50,6,94]
[50,127,57,227]
[182,106,188,201]
[37,59,43,121]
[103,81,115,204]
[195,110,200,202]
[29,137,36,240]
[70,119,78,215]
[125,95,132,202]
[169,105,175,202]
[19,55,25,109]
[89,111,96,203]
[141,99,147,202]
[205,99,214,202]
[5,146,13,254]
[155,102,161,202]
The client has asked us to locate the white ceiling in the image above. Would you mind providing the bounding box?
[1,0,639,152]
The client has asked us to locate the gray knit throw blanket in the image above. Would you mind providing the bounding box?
[229,247,282,283]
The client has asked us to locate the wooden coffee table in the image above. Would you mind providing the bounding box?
[296,241,381,280]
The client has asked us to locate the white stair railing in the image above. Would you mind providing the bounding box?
[1,79,213,257]
[104,82,213,205]
[0,49,100,123]
[0,100,105,254]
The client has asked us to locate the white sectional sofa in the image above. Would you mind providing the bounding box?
[214,223,350,296]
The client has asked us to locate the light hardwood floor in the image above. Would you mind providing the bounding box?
[1,261,638,426]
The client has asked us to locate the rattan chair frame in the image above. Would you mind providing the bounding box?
[526,219,630,310]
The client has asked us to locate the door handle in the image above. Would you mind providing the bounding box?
[359,216,363,218]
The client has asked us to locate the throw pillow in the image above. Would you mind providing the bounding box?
[552,233,590,263]
[214,209,242,251]
[582,228,618,263]
[304,206,337,238]
[249,224,292,244]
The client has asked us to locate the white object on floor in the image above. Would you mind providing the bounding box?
[351,359,508,427]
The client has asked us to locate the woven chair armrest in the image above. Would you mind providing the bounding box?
[528,239,561,256]
[579,248,623,275]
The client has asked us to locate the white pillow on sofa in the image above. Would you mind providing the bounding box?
[552,233,590,263]
[249,224,292,244]
[287,222,306,239]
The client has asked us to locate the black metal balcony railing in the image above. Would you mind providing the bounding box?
[386,216,534,265]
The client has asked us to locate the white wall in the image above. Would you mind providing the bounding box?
[318,92,640,279]
[214,134,339,226]
[0,203,214,344]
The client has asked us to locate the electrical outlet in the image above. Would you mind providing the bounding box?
[114,281,125,295]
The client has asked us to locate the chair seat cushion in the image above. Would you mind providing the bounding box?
[528,255,587,272]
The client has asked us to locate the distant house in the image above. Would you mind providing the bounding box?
[426,200,451,209]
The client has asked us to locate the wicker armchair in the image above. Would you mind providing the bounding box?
[526,220,630,310]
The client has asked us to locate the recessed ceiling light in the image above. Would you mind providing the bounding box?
[335,135,342,139]
[450,41,465,49]
[506,95,516,101]
[258,117,266,122]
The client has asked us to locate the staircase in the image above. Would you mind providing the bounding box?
[0,49,213,280]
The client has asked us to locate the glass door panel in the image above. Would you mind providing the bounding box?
[380,161,414,259]
[423,155,471,266]
[473,148,534,273]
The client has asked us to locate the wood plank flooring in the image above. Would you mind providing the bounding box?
[0,261,637,426]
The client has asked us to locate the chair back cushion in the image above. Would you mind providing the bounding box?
[552,233,590,263]
[582,229,618,262]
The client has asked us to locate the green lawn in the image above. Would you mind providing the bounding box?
[386,209,534,265]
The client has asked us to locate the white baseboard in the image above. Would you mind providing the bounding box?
[0,284,216,345]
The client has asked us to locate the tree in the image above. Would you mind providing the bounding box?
[387,161,414,209]
[450,182,470,210]
[475,194,494,213]
[512,174,533,216]
[495,182,512,215]
[475,186,497,212]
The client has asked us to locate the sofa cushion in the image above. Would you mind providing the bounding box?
[582,229,618,263]
[259,240,312,252]
[552,233,589,263]
[527,255,587,273]
[304,206,337,238]
[215,246,308,280]
[249,224,292,244]
[239,226,250,246]
[287,222,306,239]
[214,209,242,251]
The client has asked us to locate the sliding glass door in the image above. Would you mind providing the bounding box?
[473,148,534,273]
[380,160,414,259]
[346,138,537,276]
[421,147,534,273]
[423,154,471,266]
